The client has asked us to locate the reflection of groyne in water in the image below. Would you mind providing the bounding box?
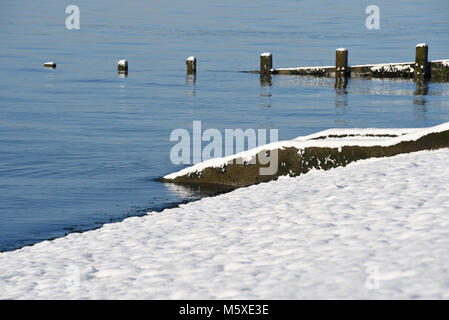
[245,44,449,84]
[161,123,449,188]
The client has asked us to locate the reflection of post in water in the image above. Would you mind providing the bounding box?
[260,73,272,87]
[413,99,427,119]
[186,73,196,85]
[334,79,348,109]
[259,74,272,108]
[185,74,196,97]
[413,79,428,114]
[334,76,347,90]
[414,78,428,96]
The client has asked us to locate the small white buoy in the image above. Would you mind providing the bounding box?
[44,62,56,68]
[117,59,128,72]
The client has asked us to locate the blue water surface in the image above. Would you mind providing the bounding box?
[1,0,449,251]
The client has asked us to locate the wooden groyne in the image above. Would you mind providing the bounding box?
[248,44,449,82]
[43,44,449,82]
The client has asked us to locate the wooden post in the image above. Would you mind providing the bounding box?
[260,53,273,74]
[44,62,56,68]
[336,48,348,78]
[118,59,128,73]
[186,56,197,75]
[415,43,429,80]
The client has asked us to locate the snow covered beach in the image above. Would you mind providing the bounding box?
[1,148,449,299]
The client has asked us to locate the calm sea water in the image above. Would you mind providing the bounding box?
[1,0,449,252]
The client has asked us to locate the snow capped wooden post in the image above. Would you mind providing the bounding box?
[186,56,197,75]
[336,48,348,78]
[260,52,272,74]
[117,59,128,73]
[415,43,429,80]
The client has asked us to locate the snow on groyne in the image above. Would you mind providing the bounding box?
[248,45,449,81]
[162,122,449,187]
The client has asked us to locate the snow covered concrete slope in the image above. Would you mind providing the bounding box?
[1,149,449,299]
[163,122,449,187]
[164,122,449,180]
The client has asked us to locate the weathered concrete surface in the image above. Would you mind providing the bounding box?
[162,130,449,188]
